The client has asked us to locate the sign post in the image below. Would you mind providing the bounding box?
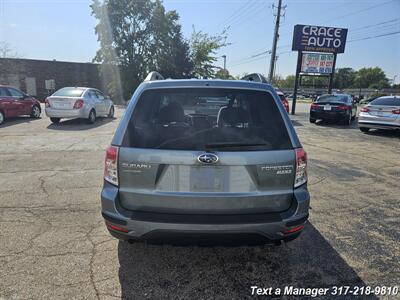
[291,24,348,115]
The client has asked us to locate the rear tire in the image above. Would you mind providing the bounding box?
[0,110,5,125]
[30,105,41,118]
[108,106,114,118]
[359,127,370,133]
[309,117,316,123]
[50,117,60,124]
[87,109,96,124]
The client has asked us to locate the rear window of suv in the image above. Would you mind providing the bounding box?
[369,97,399,106]
[122,88,292,151]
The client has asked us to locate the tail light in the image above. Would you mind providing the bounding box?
[392,109,400,114]
[294,148,307,188]
[337,105,348,110]
[73,99,84,109]
[360,107,370,112]
[283,99,289,112]
[45,98,50,108]
[310,103,319,109]
[104,146,119,185]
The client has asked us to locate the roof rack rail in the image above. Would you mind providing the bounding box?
[144,71,164,82]
[241,73,269,84]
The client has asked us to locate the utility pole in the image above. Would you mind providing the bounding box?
[222,55,227,70]
[268,0,284,83]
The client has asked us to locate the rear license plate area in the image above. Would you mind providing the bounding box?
[190,166,224,192]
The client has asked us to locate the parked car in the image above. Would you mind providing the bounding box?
[45,87,114,124]
[0,85,41,125]
[276,90,290,113]
[309,94,357,125]
[358,96,400,132]
[101,72,309,245]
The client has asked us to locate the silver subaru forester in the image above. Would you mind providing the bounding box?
[101,73,310,244]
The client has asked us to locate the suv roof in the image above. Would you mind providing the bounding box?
[111,74,301,148]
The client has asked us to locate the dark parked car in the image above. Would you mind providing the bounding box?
[0,85,41,125]
[309,94,357,125]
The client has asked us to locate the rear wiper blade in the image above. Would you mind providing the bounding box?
[205,142,267,149]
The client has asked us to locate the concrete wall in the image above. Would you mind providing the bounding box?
[0,58,104,101]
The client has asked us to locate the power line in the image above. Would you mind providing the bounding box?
[347,30,400,43]
[350,18,400,32]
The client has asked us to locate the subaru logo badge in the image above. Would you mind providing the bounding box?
[198,153,219,164]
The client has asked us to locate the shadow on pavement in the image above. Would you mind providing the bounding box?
[314,119,359,130]
[117,222,376,299]
[46,117,114,130]
[0,116,42,128]
[362,129,400,138]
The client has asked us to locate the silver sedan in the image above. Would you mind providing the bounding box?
[358,96,400,132]
[45,87,114,124]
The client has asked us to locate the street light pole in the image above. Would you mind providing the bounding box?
[222,55,227,70]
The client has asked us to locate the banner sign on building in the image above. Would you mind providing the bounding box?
[301,53,334,74]
[292,24,348,53]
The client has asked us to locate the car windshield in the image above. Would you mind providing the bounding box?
[52,88,85,97]
[122,88,292,151]
[316,95,348,103]
[369,97,400,106]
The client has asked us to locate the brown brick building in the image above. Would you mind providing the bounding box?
[0,58,104,101]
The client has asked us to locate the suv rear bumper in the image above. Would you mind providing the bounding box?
[101,181,310,242]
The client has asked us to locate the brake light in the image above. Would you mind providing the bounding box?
[360,107,370,112]
[45,98,50,108]
[283,99,289,112]
[104,146,119,185]
[310,103,319,109]
[392,109,400,114]
[73,99,84,109]
[337,105,348,110]
[294,148,307,188]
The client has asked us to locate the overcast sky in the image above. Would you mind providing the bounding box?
[0,0,399,83]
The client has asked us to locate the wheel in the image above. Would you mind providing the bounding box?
[309,118,316,123]
[87,109,96,124]
[108,106,114,118]
[50,117,60,124]
[30,105,41,118]
[0,110,4,125]
[359,127,370,133]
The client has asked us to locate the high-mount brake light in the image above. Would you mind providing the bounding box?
[104,146,119,185]
[294,148,307,188]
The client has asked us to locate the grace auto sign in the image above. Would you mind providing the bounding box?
[292,24,348,54]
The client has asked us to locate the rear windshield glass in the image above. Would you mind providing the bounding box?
[370,97,400,106]
[52,87,85,97]
[316,95,348,103]
[122,88,292,151]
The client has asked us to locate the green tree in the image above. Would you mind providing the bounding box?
[215,68,234,80]
[91,0,193,101]
[333,68,356,89]
[354,67,390,89]
[190,27,229,78]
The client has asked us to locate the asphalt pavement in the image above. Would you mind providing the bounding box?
[0,103,399,299]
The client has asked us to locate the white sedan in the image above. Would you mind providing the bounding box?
[45,87,114,124]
